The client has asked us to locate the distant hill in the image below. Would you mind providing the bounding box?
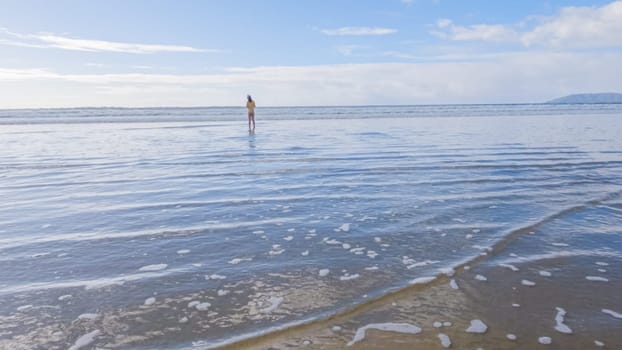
[547,93,622,104]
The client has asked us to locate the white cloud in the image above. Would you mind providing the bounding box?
[521,1,622,48]
[432,1,622,48]
[432,21,518,42]
[0,28,213,54]
[335,45,368,56]
[320,27,397,36]
[1,51,621,108]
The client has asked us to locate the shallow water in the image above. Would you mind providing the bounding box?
[0,105,621,349]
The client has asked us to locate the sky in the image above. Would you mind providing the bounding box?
[1,0,621,108]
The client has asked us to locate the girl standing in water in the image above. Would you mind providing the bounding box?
[246,95,256,130]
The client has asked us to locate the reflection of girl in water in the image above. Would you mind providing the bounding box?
[246,95,256,130]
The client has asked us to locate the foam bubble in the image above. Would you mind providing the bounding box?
[144,297,156,306]
[228,257,252,264]
[347,323,422,346]
[449,279,459,290]
[438,333,451,348]
[554,307,572,334]
[319,269,330,277]
[521,279,536,286]
[539,271,552,277]
[68,330,100,350]
[58,294,72,301]
[77,313,99,321]
[339,223,350,232]
[507,334,517,341]
[602,309,622,319]
[499,263,519,272]
[586,276,609,282]
[340,273,360,281]
[475,274,487,282]
[195,302,211,311]
[538,336,552,345]
[410,276,436,285]
[259,296,283,314]
[466,319,488,333]
[205,274,226,280]
[177,249,190,254]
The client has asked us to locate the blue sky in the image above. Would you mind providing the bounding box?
[1,0,621,108]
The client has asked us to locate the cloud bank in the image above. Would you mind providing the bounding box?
[433,1,622,48]
[1,51,621,108]
[0,28,210,54]
[320,27,397,36]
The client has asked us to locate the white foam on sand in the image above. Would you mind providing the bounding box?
[602,309,622,319]
[538,336,552,345]
[365,266,379,271]
[554,307,573,334]
[586,276,609,282]
[595,340,605,347]
[540,270,552,277]
[342,243,352,249]
[340,273,360,281]
[507,334,517,341]
[144,297,156,306]
[196,302,211,311]
[347,323,422,346]
[217,289,229,296]
[521,279,536,286]
[68,330,100,350]
[596,262,609,266]
[466,319,488,333]
[438,333,451,348]
[410,276,436,285]
[138,264,168,272]
[58,294,72,301]
[260,296,284,314]
[441,268,455,277]
[475,274,487,281]
[449,279,459,290]
[319,269,330,277]
[499,263,519,272]
[367,250,378,258]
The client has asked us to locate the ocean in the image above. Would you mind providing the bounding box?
[0,104,621,349]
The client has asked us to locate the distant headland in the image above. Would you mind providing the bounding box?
[547,93,622,104]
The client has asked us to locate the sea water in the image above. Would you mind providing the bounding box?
[0,104,621,349]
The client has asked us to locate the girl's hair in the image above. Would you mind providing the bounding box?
[247,95,253,102]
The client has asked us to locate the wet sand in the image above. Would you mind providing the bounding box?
[219,208,622,350]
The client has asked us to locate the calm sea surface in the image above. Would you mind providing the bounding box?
[0,104,621,349]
